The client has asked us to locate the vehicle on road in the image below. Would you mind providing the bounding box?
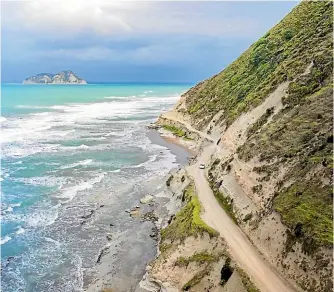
[199,164,205,169]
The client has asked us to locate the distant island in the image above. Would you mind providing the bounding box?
[22,70,87,84]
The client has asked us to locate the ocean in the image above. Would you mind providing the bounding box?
[0,83,191,291]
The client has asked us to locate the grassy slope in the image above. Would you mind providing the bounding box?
[180,1,333,249]
[162,124,193,140]
[162,125,186,137]
[158,185,260,291]
[238,86,333,248]
[161,184,218,243]
[183,1,332,129]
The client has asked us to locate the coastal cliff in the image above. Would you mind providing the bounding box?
[22,70,87,84]
[140,2,333,292]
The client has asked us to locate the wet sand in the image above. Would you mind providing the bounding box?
[146,129,197,165]
[161,135,197,156]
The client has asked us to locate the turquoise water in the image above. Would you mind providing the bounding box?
[1,83,191,291]
[2,84,189,116]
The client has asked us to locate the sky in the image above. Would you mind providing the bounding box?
[1,1,298,83]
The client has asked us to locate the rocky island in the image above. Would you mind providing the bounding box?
[22,70,87,84]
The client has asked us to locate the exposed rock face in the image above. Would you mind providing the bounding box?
[137,170,259,292]
[148,2,333,292]
[22,70,87,84]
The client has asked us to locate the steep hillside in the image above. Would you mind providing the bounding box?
[178,1,332,129]
[155,1,333,292]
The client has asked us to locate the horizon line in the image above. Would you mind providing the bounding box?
[1,81,195,85]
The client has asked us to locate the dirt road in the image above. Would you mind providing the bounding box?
[186,144,296,292]
[161,108,297,292]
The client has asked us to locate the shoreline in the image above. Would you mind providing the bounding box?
[133,127,200,292]
[160,135,198,157]
[85,128,194,292]
[147,126,198,156]
[146,129,197,165]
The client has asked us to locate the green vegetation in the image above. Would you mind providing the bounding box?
[162,124,193,140]
[243,213,252,223]
[183,1,332,128]
[159,243,173,254]
[220,156,234,172]
[274,183,333,247]
[247,107,274,137]
[182,267,212,291]
[209,182,238,224]
[158,186,223,290]
[212,158,221,167]
[180,251,225,291]
[181,1,333,253]
[162,124,186,137]
[208,159,238,224]
[175,250,222,267]
[251,184,262,194]
[161,185,218,243]
[180,256,259,292]
[232,5,333,248]
[237,268,261,292]
[238,85,333,248]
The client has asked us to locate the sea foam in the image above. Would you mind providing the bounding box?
[57,173,106,203]
[0,235,12,245]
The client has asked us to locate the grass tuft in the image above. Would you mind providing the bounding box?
[274,182,333,248]
[237,268,261,292]
[175,250,223,267]
[182,267,212,291]
[160,185,218,243]
[162,124,190,138]
[209,182,238,224]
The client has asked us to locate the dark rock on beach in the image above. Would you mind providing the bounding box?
[141,211,159,223]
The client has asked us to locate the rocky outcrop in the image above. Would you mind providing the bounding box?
[22,70,87,84]
[136,170,259,292]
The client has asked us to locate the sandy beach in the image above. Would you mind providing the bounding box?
[146,129,197,163]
